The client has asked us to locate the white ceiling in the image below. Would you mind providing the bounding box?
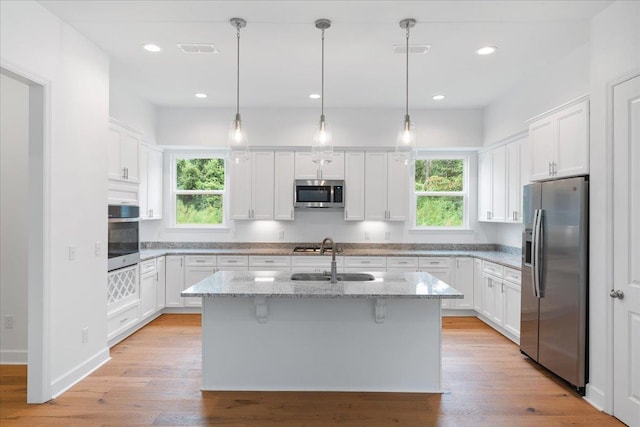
[40,1,611,109]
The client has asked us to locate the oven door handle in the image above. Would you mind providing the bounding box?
[108,217,140,223]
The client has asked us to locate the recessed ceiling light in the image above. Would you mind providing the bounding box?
[309,94,321,99]
[476,46,497,55]
[143,44,162,53]
[432,94,445,100]
[195,93,207,99]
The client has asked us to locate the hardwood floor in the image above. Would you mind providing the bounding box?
[0,315,623,426]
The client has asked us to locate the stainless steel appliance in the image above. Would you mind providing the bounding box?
[108,205,140,271]
[521,176,588,395]
[294,179,344,208]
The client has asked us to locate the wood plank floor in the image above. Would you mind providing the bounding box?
[0,315,623,426]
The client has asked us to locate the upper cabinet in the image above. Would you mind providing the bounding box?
[478,134,528,223]
[527,96,589,182]
[274,151,295,221]
[344,152,365,221]
[294,151,344,180]
[365,152,410,221]
[108,119,140,184]
[140,144,163,220]
[229,151,275,220]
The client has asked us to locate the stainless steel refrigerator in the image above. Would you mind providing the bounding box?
[521,176,588,395]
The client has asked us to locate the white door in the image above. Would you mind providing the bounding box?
[139,272,157,319]
[147,149,163,219]
[490,145,506,222]
[184,266,215,307]
[320,151,345,179]
[612,74,640,427]
[502,281,521,338]
[453,258,474,310]
[477,151,492,221]
[156,256,165,311]
[164,256,184,308]
[229,154,252,219]
[555,100,589,178]
[529,118,554,181]
[364,152,388,220]
[251,151,274,220]
[387,155,410,221]
[473,259,483,312]
[294,152,319,179]
[120,131,140,183]
[344,152,365,221]
[107,126,124,181]
[506,140,522,223]
[274,151,294,220]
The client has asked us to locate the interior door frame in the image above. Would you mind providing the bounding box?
[604,69,640,416]
[0,58,52,403]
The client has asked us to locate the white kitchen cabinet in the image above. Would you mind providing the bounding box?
[108,119,140,184]
[139,144,163,220]
[290,256,344,273]
[139,268,157,319]
[230,151,274,220]
[473,258,483,312]
[274,151,295,221]
[107,264,140,342]
[364,152,410,221]
[502,280,521,338]
[343,256,387,272]
[165,256,185,308]
[528,97,589,181]
[344,151,365,221]
[419,257,453,308]
[156,256,165,311]
[386,257,419,271]
[478,145,506,222]
[249,255,291,271]
[481,272,504,325]
[294,151,344,180]
[505,136,528,223]
[452,257,474,310]
[184,266,214,307]
[217,255,249,271]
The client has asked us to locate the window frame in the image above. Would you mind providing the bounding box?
[412,153,470,230]
[169,152,229,229]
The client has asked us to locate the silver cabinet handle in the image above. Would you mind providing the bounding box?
[501,282,504,294]
[548,162,552,176]
[488,278,493,288]
[265,260,275,263]
[122,167,127,179]
[553,162,557,175]
[227,260,237,263]
[399,261,408,264]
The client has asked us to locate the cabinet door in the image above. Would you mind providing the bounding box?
[490,146,506,222]
[453,258,474,310]
[519,137,529,217]
[423,268,452,309]
[184,266,215,307]
[140,272,157,319]
[294,152,319,179]
[387,155,410,221]
[251,151,275,220]
[320,152,344,179]
[482,274,495,319]
[147,148,163,219]
[107,126,125,181]
[364,152,388,220]
[529,118,555,181]
[506,140,522,223]
[344,152,365,221]
[121,131,140,183]
[477,151,493,221]
[473,259,483,312]
[555,100,589,178]
[165,256,184,308]
[503,281,521,338]
[492,279,505,325]
[156,257,165,311]
[274,151,295,220]
[139,145,149,218]
[229,155,252,220]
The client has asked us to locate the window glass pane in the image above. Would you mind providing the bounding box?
[415,159,463,191]
[176,158,225,191]
[176,194,223,225]
[416,196,463,227]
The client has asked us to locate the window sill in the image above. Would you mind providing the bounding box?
[167,225,231,232]
[408,227,473,233]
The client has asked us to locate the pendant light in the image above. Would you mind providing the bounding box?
[395,18,417,166]
[312,18,333,165]
[228,17,250,164]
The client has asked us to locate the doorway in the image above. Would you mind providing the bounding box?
[0,66,49,403]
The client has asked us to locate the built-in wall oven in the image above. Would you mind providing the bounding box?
[108,205,140,271]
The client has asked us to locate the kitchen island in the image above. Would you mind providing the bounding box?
[182,270,462,392]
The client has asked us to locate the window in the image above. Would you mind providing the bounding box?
[172,156,225,226]
[414,157,467,228]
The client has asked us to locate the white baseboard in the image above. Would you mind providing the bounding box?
[442,309,476,317]
[0,349,28,364]
[51,347,110,398]
[162,307,202,314]
[585,383,607,412]
[475,313,520,345]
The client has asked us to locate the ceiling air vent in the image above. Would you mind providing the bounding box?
[393,44,431,54]
[177,43,219,54]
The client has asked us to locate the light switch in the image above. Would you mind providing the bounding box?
[95,241,102,256]
[68,245,77,261]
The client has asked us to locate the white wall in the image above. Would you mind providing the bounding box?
[109,62,157,143]
[0,73,29,363]
[1,0,110,400]
[587,0,640,411]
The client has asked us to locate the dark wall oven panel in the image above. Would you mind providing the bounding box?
[108,205,140,271]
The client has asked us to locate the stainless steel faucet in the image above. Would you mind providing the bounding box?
[320,237,338,283]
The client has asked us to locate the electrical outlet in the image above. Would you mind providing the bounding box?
[278,230,285,241]
[384,231,391,241]
[68,245,77,261]
[82,327,89,344]
[364,231,370,240]
[4,315,14,330]
[95,241,101,256]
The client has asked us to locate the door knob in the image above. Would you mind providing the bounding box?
[609,289,624,299]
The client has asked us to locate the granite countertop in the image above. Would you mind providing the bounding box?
[139,247,521,269]
[181,271,464,299]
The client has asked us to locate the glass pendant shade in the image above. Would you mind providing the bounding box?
[312,115,333,165]
[228,113,249,164]
[394,115,417,165]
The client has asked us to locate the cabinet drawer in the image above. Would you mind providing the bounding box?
[185,255,216,267]
[419,257,452,268]
[344,257,386,268]
[249,255,291,268]
[483,261,504,278]
[504,267,521,284]
[139,259,157,275]
[386,257,419,269]
[291,256,342,268]
[218,255,249,267]
[107,301,139,338]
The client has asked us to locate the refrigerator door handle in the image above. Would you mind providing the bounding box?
[531,209,538,297]
[533,209,543,298]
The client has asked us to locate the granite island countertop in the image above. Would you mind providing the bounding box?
[181,270,464,299]
[140,247,521,269]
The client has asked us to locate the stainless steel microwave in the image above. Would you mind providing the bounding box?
[294,179,344,208]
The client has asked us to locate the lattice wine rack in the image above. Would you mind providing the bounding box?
[107,265,138,306]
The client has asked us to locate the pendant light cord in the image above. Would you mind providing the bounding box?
[405,26,409,118]
[236,24,241,117]
[321,28,325,118]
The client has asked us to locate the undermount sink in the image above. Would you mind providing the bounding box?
[290,272,376,282]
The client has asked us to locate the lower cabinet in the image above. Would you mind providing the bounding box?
[165,256,185,308]
[140,270,157,319]
[473,259,483,312]
[291,256,344,273]
[503,280,521,337]
[476,261,521,342]
[452,258,474,310]
[156,256,166,311]
[419,257,453,309]
[107,264,140,343]
[184,266,215,307]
